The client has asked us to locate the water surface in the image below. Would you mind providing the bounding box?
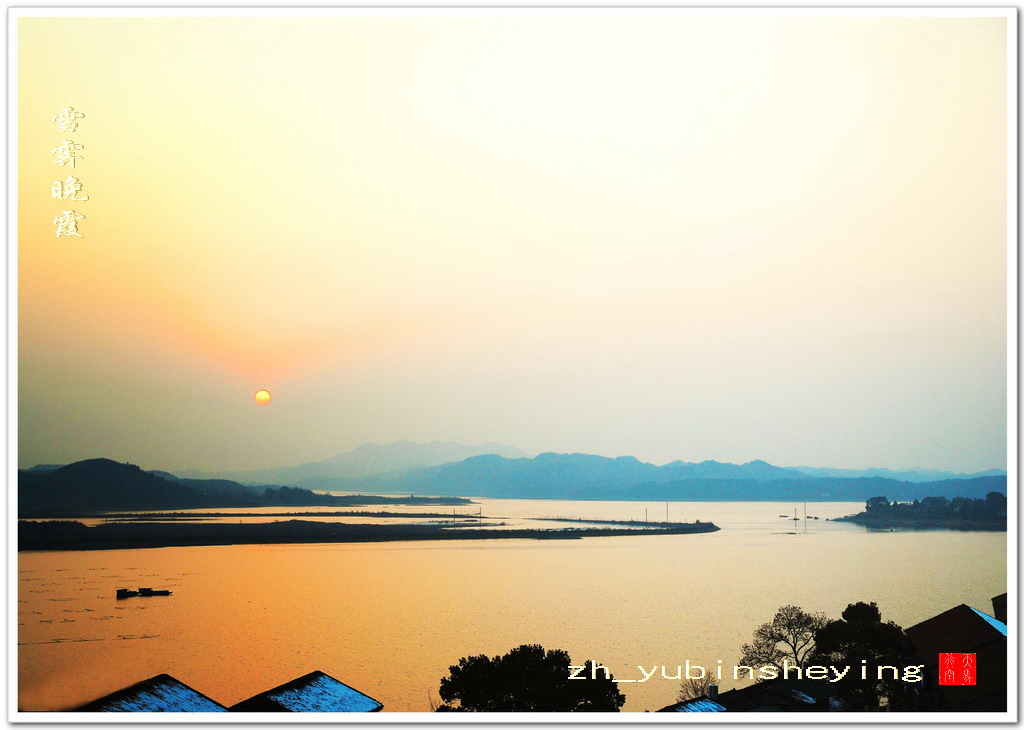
[18,499,1005,712]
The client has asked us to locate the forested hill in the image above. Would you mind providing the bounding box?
[17,459,468,517]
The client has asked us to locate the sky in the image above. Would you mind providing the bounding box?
[17,13,1009,473]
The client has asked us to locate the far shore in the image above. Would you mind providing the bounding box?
[18,518,720,552]
[832,514,1006,531]
[47,510,487,521]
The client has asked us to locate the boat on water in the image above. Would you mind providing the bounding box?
[115,587,172,598]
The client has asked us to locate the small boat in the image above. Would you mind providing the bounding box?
[138,587,172,597]
[115,588,138,599]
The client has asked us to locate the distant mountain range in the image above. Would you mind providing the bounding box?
[170,442,1001,487]
[300,452,1006,502]
[788,465,1006,483]
[21,444,1007,511]
[175,440,528,484]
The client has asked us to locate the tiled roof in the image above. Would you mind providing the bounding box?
[76,674,228,712]
[657,679,852,713]
[231,671,383,712]
[906,604,1005,657]
[905,603,1008,711]
[969,607,1008,637]
[673,698,728,712]
[720,680,852,712]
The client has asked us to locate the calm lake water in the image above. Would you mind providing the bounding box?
[18,499,1006,712]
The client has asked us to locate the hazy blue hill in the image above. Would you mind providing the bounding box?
[626,475,1007,502]
[790,465,1007,482]
[177,440,528,484]
[660,458,804,480]
[388,453,810,497]
[24,464,64,473]
[357,452,668,498]
[396,453,825,496]
[313,453,1007,502]
[149,469,183,481]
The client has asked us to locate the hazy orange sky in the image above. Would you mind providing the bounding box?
[17,13,1009,472]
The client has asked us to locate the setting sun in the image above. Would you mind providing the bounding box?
[254,389,272,406]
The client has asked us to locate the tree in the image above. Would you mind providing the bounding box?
[739,605,828,674]
[865,496,890,514]
[677,673,717,702]
[919,496,949,513]
[985,491,1007,517]
[811,602,909,710]
[436,644,625,712]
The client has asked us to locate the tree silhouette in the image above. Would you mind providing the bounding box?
[739,605,828,673]
[857,493,1006,525]
[436,644,625,711]
[812,602,909,709]
[677,673,718,702]
[865,496,891,514]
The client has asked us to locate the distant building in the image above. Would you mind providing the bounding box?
[657,679,854,713]
[230,671,383,712]
[75,674,228,712]
[904,596,1007,712]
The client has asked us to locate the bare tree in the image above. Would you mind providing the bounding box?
[739,604,828,675]
[677,674,718,702]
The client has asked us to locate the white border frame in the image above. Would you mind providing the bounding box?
[6,5,1017,724]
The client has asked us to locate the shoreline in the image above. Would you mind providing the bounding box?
[832,514,1006,531]
[86,510,487,521]
[18,518,720,552]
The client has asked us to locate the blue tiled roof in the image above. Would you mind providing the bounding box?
[969,606,1008,637]
[675,698,728,712]
[789,690,816,705]
[262,672,383,712]
[79,675,227,712]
